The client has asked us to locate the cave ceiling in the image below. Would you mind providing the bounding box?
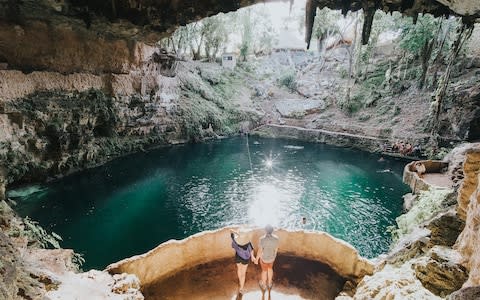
[0,0,479,52]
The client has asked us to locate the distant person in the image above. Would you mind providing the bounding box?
[413,144,422,156]
[404,143,413,155]
[231,229,256,295]
[414,161,426,178]
[256,225,279,293]
[302,217,307,225]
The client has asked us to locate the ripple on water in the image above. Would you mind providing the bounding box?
[11,137,409,269]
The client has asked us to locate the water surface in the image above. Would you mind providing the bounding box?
[13,137,409,269]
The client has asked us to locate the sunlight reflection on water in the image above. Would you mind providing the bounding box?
[247,179,302,227]
[13,137,409,269]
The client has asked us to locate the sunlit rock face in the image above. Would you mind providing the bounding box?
[354,261,442,300]
[413,246,468,297]
[447,144,480,220]
[107,227,374,287]
[354,247,468,299]
[454,147,480,287]
[351,144,480,300]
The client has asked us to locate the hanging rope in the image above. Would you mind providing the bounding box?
[245,132,253,172]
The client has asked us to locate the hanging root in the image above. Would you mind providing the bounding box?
[305,0,317,49]
[361,4,376,45]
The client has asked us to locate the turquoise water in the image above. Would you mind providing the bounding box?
[12,137,409,270]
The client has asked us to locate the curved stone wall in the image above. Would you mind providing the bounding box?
[106,227,374,287]
[403,160,449,194]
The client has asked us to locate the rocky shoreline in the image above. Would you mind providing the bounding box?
[1,0,480,297]
[252,124,388,153]
[1,142,480,299]
[348,143,480,299]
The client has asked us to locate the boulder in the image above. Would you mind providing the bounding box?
[414,246,468,297]
[353,262,441,300]
[448,286,480,300]
[386,228,431,265]
[427,209,465,247]
[111,273,141,295]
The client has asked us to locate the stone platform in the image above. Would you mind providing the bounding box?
[143,256,345,300]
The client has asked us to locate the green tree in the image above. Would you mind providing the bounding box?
[357,11,397,79]
[202,14,229,61]
[311,8,341,54]
[237,6,276,60]
[397,14,453,89]
[239,9,253,61]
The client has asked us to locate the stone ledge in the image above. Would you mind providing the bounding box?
[106,226,374,287]
[403,160,450,194]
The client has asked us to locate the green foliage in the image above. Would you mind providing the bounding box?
[277,71,297,92]
[399,15,438,56]
[425,146,451,160]
[357,11,398,77]
[311,8,341,50]
[23,216,62,249]
[397,14,458,62]
[357,114,371,122]
[178,68,251,140]
[389,188,454,240]
[163,6,276,60]
[72,252,85,271]
[249,7,277,54]
[202,15,229,60]
[238,7,276,59]
[339,93,363,115]
[392,105,401,116]
[338,67,348,79]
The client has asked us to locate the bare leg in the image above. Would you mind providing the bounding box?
[261,269,267,287]
[267,267,274,288]
[236,263,248,291]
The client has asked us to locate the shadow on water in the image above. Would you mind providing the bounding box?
[142,255,346,300]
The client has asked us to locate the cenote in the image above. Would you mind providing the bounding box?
[11,137,409,270]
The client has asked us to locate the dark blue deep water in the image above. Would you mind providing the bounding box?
[12,137,409,270]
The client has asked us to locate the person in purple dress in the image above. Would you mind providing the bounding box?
[230,229,257,295]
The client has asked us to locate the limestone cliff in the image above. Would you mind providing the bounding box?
[0,59,258,185]
[344,143,480,299]
[453,146,480,287]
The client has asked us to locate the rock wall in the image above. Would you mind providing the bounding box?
[252,124,387,153]
[454,148,480,287]
[0,58,257,185]
[346,145,480,299]
[451,145,480,219]
[0,19,154,74]
[107,227,374,287]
